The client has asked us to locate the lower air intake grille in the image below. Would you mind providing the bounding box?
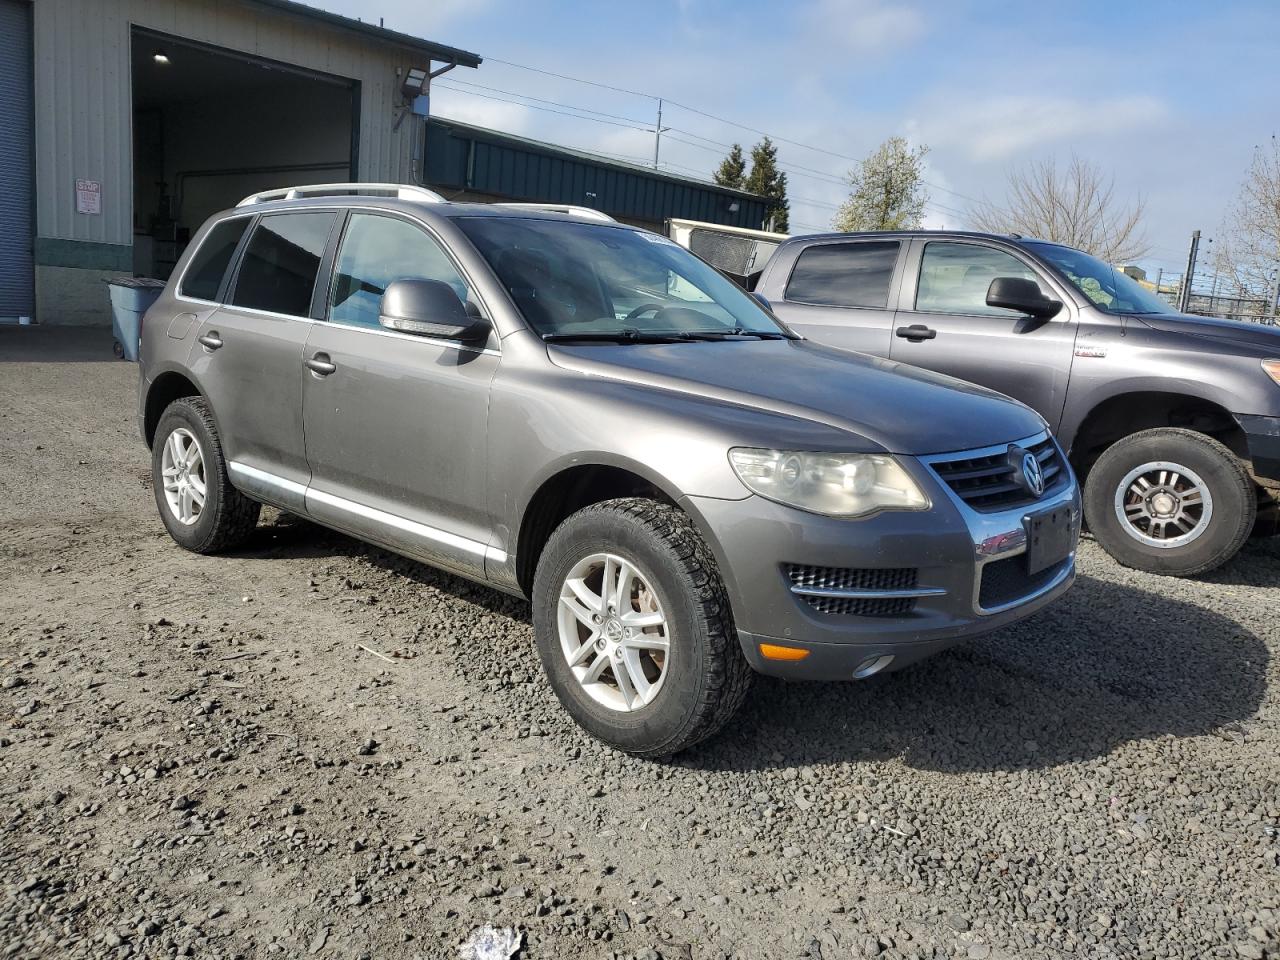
[785,564,919,617]
[978,555,1063,610]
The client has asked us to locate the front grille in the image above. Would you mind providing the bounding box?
[978,555,1063,610]
[785,564,919,617]
[930,435,1064,511]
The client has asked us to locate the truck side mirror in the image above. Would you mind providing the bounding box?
[379,278,491,343]
[986,276,1062,320]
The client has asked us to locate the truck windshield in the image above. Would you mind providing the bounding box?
[1025,241,1171,315]
[457,216,790,340]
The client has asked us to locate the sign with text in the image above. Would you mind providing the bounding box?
[75,179,101,216]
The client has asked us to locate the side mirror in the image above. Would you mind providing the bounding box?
[379,278,490,343]
[986,276,1062,320]
[751,291,772,311]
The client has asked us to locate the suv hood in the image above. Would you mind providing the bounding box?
[547,338,1044,455]
[1134,312,1280,353]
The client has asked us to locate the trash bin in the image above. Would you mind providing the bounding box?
[105,277,166,361]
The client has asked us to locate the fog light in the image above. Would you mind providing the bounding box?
[759,642,809,662]
[853,655,893,679]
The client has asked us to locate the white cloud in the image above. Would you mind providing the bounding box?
[917,94,1170,162]
[800,0,926,56]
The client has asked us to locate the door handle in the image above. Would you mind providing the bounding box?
[895,324,937,342]
[305,353,337,377]
[197,332,223,351]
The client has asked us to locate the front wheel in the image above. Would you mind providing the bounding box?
[1083,428,1255,576]
[531,498,752,758]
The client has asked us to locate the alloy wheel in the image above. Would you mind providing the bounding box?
[1114,460,1214,549]
[160,427,207,526]
[556,553,671,712]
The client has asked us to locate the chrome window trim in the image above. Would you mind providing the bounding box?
[172,203,501,356]
[227,460,507,565]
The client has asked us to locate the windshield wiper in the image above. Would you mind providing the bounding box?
[678,328,792,341]
[542,328,689,344]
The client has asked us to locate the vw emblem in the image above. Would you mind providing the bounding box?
[1021,451,1045,497]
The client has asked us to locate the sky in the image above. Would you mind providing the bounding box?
[312,0,1279,279]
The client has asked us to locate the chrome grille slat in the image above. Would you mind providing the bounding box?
[928,434,1066,512]
[784,564,926,618]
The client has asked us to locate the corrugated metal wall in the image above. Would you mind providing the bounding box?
[425,120,770,230]
[0,0,34,318]
[32,0,424,251]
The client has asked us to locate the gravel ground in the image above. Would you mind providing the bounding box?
[1,333,1278,960]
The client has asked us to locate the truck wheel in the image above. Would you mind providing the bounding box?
[152,397,260,554]
[531,498,752,758]
[1083,428,1255,576]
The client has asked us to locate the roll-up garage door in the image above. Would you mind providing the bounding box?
[0,0,34,321]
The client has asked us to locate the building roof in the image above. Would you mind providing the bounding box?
[246,0,482,67]
[431,117,765,201]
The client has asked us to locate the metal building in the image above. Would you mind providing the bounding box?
[1,0,480,325]
[424,118,770,233]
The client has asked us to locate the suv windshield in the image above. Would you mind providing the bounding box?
[1025,241,1170,315]
[457,217,789,340]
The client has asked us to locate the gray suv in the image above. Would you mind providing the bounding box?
[138,185,1080,756]
[757,232,1280,577]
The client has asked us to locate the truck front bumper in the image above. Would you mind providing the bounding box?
[1239,414,1280,485]
[682,442,1081,680]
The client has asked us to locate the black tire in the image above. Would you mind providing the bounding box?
[1083,428,1255,576]
[151,397,260,554]
[531,498,752,758]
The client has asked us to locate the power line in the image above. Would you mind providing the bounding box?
[440,77,654,126]
[432,83,654,133]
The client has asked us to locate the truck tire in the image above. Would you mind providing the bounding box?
[531,498,752,758]
[1083,428,1255,576]
[152,397,260,554]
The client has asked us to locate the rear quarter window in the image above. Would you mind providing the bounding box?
[179,218,250,302]
[785,241,900,309]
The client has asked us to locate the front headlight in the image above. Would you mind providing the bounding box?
[1264,359,1280,386]
[728,448,930,517]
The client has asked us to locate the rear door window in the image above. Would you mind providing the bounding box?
[230,212,335,317]
[180,217,249,302]
[785,241,900,308]
[915,242,1042,316]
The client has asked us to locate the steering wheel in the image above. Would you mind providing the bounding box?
[623,303,667,322]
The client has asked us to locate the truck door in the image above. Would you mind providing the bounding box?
[889,238,1077,429]
[766,239,903,357]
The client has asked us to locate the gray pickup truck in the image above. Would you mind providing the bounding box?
[751,231,1280,577]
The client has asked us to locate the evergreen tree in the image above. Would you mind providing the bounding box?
[713,143,747,189]
[744,138,789,232]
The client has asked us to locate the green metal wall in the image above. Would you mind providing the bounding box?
[425,119,769,230]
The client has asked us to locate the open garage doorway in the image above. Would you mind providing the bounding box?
[130,28,357,279]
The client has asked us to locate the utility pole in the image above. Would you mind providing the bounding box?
[1178,229,1200,313]
[652,99,666,170]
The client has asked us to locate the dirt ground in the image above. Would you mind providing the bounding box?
[1,329,1278,960]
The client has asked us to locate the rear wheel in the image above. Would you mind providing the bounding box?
[1083,428,1255,576]
[152,397,260,553]
[531,498,752,758]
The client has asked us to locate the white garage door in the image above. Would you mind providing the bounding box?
[0,0,34,321]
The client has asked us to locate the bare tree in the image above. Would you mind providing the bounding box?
[968,154,1148,263]
[1214,136,1280,300]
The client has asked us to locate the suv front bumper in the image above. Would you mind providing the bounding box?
[683,439,1081,680]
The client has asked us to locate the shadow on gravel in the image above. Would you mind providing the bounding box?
[227,516,1268,775]
[1194,535,1280,588]
[689,573,1268,774]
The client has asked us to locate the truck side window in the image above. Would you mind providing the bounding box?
[231,212,335,318]
[784,241,900,309]
[915,242,1042,317]
[180,217,249,302]
[329,214,471,329]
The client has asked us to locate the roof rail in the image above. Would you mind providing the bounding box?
[495,202,616,222]
[236,183,446,207]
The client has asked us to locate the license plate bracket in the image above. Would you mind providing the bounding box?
[1025,506,1074,576]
